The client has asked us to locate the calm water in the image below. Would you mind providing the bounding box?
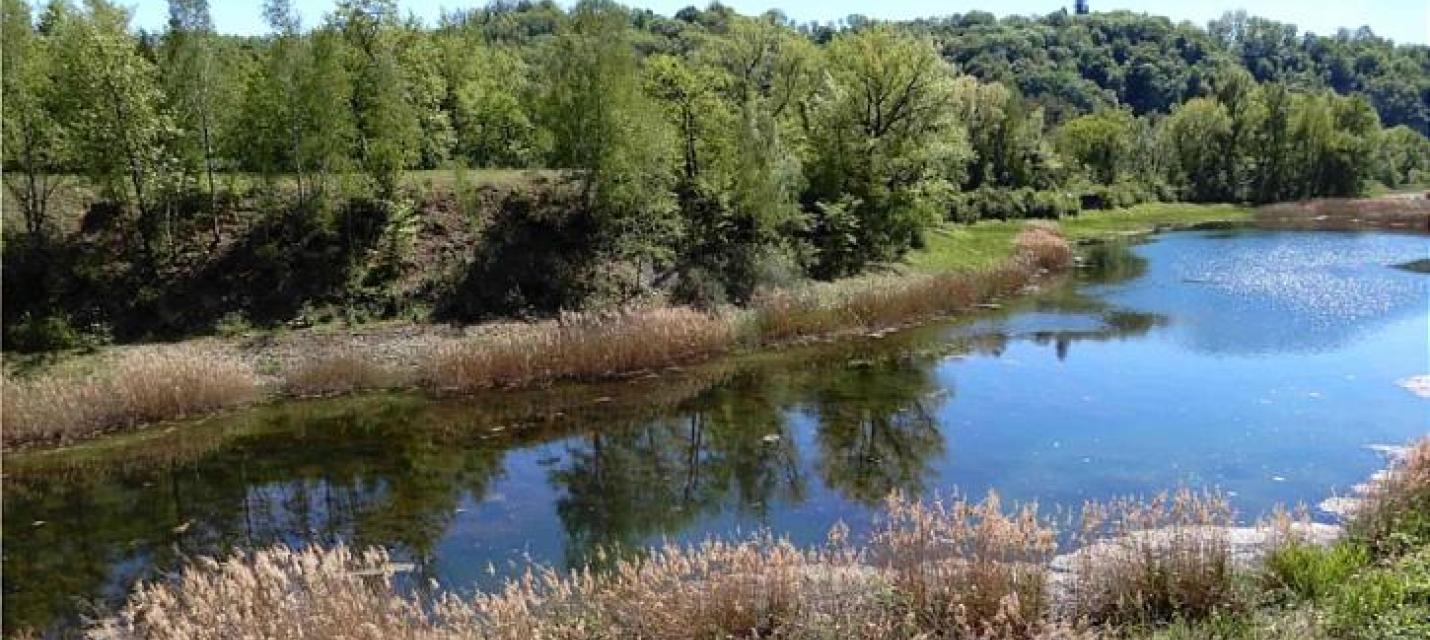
[5,229,1428,634]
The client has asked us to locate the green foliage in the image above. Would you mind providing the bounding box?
[1055,109,1136,185]
[1325,549,1430,640]
[2,0,69,239]
[3,0,1428,344]
[802,25,964,277]
[51,0,174,253]
[1163,98,1235,201]
[3,313,84,353]
[1262,542,1370,602]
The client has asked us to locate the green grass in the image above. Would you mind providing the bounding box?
[907,203,1253,272]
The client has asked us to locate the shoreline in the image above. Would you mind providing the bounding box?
[10,198,1427,455]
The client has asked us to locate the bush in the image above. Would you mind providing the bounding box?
[949,188,1080,222]
[1351,439,1430,558]
[1324,549,1430,640]
[1262,541,1369,601]
[3,313,84,352]
[1076,181,1161,211]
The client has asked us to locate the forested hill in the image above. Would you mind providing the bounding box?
[906,9,1429,133]
[407,3,1430,133]
[125,3,1430,134]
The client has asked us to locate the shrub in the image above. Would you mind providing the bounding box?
[4,313,84,352]
[1262,541,1368,601]
[1012,222,1074,272]
[1324,548,1430,640]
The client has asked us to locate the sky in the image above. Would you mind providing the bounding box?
[124,0,1430,45]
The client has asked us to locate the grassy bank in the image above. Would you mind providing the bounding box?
[0,201,1322,451]
[86,438,1429,640]
[2,223,1072,450]
[907,203,1252,272]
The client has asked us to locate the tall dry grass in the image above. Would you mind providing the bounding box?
[2,346,259,448]
[91,493,1091,640]
[422,307,736,394]
[753,223,1071,344]
[1350,438,1430,557]
[872,492,1058,637]
[1067,489,1239,627]
[283,347,401,397]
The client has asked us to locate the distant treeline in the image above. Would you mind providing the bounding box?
[3,0,1429,341]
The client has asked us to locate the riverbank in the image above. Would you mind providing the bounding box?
[1,221,1070,450]
[86,437,1429,640]
[5,202,1220,452]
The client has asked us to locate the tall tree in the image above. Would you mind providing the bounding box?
[538,0,678,299]
[2,0,68,241]
[1055,109,1136,185]
[161,0,231,242]
[54,0,173,257]
[1162,97,1234,201]
[802,25,964,277]
[331,0,421,198]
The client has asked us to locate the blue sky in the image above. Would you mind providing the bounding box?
[124,0,1429,45]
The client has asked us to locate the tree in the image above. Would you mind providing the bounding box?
[1055,109,1135,185]
[240,0,355,204]
[951,78,1053,191]
[2,0,68,241]
[331,0,422,198]
[1250,83,1297,203]
[161,0,235,243]
[436,31,539,167]
[537,0,678,299]
[802,25,963,277]
[54,0,174,257]
[1374,125,1430,188]
[1162,98,1233,201]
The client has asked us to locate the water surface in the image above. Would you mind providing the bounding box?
[5,229,1428,634]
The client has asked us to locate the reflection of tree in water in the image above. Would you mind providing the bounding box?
[810,359,948,506]
[1079,240,1149,285]
[2,395,510,634]
[548,376,804,568]
[1030,310,1166,360]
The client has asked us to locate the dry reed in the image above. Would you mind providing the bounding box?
[422,307,736,394]
[752,223,1070,344]
[283,348,400,397]
[92,493,1090,640]
[872,491,1058,637]
[2,346,259,448]
[1067,489,1239,627]
[1350,437,1430,556]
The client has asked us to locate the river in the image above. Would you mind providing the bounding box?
[5,228,1427,635]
